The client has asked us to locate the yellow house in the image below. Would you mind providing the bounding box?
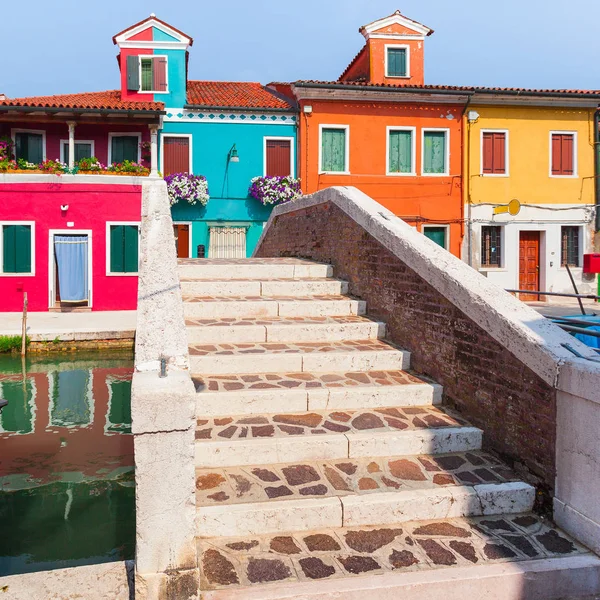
[463,93,599,299]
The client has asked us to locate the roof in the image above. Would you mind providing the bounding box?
[112,15,193,45]
[186,81,295,110]
[0,90,164,112]
[339,44,368,81]
[360,10,433,38]
[292,80,600,98]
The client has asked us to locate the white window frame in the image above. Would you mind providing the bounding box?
[48,229,93,308]
[421,128,450,177]
[159,133,193,175]
[479,224,505,271]
[108,132,142,165]
[11,128,47,163]
[422,224,450,250]
[173,221,193,259]
[59,140,95,164]
[559,225,583,270]
[105,221,141,276]
[549,130,578,178]
[263,136,295,177]
[386,126,416,176]
[139,55,169,94]
[318,124,350,175]
[385,44,410,78]
[480,129,509,177]
[0,221,36,276]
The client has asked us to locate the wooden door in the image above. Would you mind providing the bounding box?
[163,137,190,176]
[519,231,540,301]
[173,224,190,258]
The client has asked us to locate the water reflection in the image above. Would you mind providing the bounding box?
[0,352,135,576]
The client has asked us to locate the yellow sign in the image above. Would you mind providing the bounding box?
[493,199,521,216]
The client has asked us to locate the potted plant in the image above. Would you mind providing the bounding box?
[165,173,210,206]
[249,175,302,206]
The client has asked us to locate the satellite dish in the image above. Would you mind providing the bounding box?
[508,198,521,216]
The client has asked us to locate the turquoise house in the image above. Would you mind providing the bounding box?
[115,16,298,258]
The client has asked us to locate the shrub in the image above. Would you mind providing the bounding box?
[0,335,29,353]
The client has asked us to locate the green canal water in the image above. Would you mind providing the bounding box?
[0,351,135,576]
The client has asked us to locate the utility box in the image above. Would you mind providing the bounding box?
[583,253,600,274]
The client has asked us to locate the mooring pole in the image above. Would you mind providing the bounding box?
[21,292,28,356]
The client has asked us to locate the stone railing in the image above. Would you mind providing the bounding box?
[132,179,198,599]
[255,185,600,555]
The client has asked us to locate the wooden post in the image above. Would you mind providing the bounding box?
[21,292,27,356]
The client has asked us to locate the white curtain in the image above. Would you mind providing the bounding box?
[208,227,247,258]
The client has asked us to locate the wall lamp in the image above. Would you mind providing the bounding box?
[228,144,240,163]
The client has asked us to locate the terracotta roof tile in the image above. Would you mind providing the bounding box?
[339,44,368,81]
[186,81,295,110]
[0,90,164,111]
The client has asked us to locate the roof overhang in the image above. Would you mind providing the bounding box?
[360,11,433,41]
[0,105,164,123]
[184,104,295,113]
[113,16,193,50]
[470,91,600,109]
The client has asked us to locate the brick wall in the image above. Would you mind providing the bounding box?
[257,200,556,505]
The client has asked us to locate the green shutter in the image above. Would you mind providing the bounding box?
[424,227,447,248]
[127,55,140,91]
[389,130,412,173]
[111,136,138,164]
[141,58,153,92]
[423,131,447,174]
[3,225,31,273]
[387,48,407,77]
[321,128,346,172]
[15,133,43,164]
[110,225,138,273]
[64,142,92,164]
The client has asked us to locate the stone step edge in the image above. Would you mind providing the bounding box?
[195,426,484,468]
[195,382,442,415]
[196,482,536,537]
[179,277,345,283]
[199,554,600,600]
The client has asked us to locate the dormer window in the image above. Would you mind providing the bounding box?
[386,46,409,78]
[126,55,168,93]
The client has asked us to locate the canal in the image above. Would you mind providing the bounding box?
[0,351,135,576]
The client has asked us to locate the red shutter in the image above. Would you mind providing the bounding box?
[482,133,493,174]
[561,135,574,175]
[163,137,190,176]
[492,133,506,174]
[153,57,168,92]
[266,140,292,177]
[552,134,562,175]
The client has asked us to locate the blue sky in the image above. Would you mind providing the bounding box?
[3,0,599,98]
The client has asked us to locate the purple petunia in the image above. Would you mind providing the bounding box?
[249,176,302,206]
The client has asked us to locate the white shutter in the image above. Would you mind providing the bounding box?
[208,227,247,258]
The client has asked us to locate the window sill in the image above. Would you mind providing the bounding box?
[481,173,509,178]
[0,272,35,277]
[318,171,351,176]
[478,267,508,272]
[140,90,170,94]
[386,172,416,177]
[385,75,411,79]
[106,272,139,277]
[549,175,578,179]
[422,172,450,177]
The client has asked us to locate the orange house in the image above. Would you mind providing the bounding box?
[271,11,469,256]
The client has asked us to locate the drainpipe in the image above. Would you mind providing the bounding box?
[595,109,600,240]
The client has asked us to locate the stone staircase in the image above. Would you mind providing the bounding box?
[180,258,596,599]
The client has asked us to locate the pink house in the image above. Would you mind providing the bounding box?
[0,87,164,312]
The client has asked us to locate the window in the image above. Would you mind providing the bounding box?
[481,226,502,268]
[108,224,139,274]
[126,55,168,93]
[265,138,293,177]
[386,46,408,77]
[423,226,449,250]
[109,134,140,164]
[551,132,576,177]
[162,136,191,176]
[422,129,449,175]
[13,131,44,164]
[561,226,581,267]
[320,126,349,174]
[61,141,94,165]
[387,128,415,175]
[482,131,508,175]
[2,224,33,274]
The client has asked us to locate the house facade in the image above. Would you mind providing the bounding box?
[463,98,599,298]
[113,17,298,259]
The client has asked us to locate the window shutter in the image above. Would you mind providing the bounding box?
[562,135,574,175]
[141,58,153,92]
[389,130,412,173]
[387,48,406,77]
[127,55,140,91]
[110,226,125,273]
[493,133,506,174]
[112,136,138,164]
[322,129,345,172]
[163,137,190,176]
[551,134,562,175]
[3,225,31,273]
[112,137,124,164]
[482,133,493,174]
[123,226,139,272]
[266,139,291,177]
[28,134,43,164]
[153,57,168,92]
[424,131,446,174]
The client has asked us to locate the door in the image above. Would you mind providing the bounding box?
[53,234,90,306]
[173,224,190,258]
[519,231,540,301]
[208,227,247,258]
[163,136,190,176]
[423,227,447,249]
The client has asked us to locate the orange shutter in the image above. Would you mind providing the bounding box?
[266,140,292,177]
[492,133,505,174]
[482,133,493,174]
[551,134,562,175]
[163,137,190,176]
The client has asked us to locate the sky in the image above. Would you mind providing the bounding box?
[2,0,600,98]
